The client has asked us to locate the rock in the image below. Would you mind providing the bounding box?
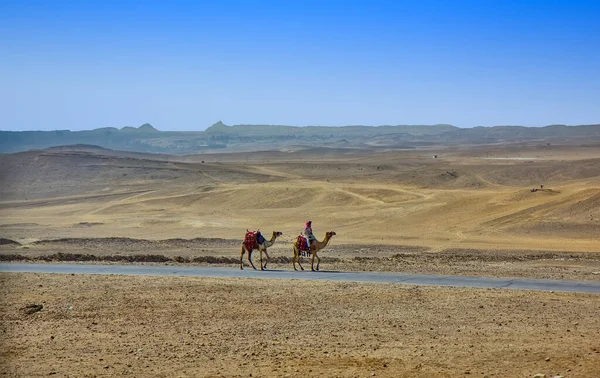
[532,374,546,378]
[22,304,44,315]
[545,357,551,361]
[552,376,565,378]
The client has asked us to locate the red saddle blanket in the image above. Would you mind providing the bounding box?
[244,231,259,251]
[297,235,311,253]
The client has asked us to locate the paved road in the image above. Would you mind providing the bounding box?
[2,263,600,294]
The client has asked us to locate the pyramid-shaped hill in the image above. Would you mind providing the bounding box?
[121,123,159,133]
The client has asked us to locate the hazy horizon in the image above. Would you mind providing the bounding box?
[2,0,599,131]
[5,121,600,133]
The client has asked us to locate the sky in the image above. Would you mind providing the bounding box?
[1,0,599,131]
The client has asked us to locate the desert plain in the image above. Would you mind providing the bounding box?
[1,140,600,377]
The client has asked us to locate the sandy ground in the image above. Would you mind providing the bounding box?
[1,144,600,254]
[1,273,599,378]
[2,143,600,377]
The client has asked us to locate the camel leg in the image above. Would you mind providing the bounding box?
[247,250,257,270]
[297,256,304,271]
[292,248,298,271]
[293,248,304,271]
[315,252,320,271]
[240,246,245,270]
[310,251,316,271]
[259,249,263,270]
[262,249,270,270]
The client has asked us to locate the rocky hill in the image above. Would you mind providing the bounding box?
[1,122,599,154]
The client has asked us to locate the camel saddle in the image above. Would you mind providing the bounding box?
[297,235,312,257]
[244,231,264,251]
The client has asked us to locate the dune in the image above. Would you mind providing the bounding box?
[1,142,599,255]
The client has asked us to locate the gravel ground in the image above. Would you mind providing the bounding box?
[1,273,599,377]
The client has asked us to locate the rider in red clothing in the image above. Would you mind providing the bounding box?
[302,220,316,250]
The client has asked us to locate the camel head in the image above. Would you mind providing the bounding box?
[326,231,337,239]
[272,231,283,237]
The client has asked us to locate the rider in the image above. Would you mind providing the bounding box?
[302,220,316,250]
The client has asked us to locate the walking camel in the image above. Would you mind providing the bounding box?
[292,231,337,271]
[240,230,283,270]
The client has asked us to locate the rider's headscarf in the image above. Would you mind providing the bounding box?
[304,220,312,232]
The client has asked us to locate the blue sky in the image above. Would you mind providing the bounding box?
[1,0,599,131]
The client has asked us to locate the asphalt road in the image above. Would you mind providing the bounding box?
[1,263,600,294]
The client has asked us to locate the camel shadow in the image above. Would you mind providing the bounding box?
[298,269,343,274]
[260,269,343,274]
[259,269,288,272]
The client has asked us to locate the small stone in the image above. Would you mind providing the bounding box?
[552,376,565,378]
[532,374,546,378]
[371,373,376,377]
[545,357,551,361]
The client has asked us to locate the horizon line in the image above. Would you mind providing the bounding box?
[3,122,600,133]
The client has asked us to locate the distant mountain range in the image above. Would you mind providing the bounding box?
[1,122,599,154]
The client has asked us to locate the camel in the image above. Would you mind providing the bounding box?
[240,230,283,270]
[292,231,336,272]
